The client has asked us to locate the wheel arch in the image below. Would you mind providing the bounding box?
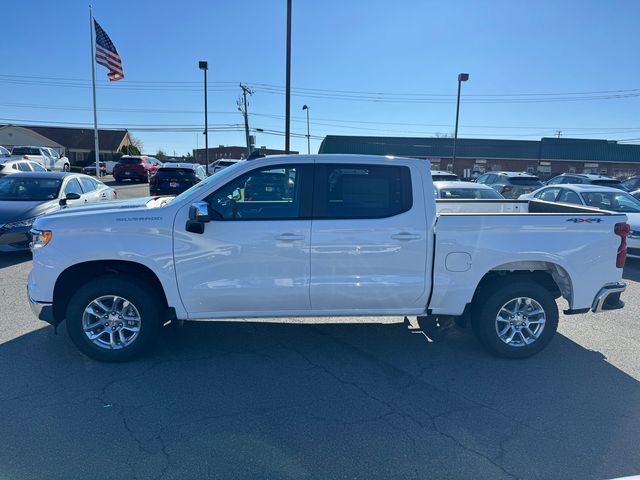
[472,261,572,310]
[52,260,170,325]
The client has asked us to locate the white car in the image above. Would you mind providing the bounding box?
[28,155,628,362]
[0,158,48,177]
[434,181,504,199]
[10,146,70,172]
[520,184,640,258]
[207,159,243,175]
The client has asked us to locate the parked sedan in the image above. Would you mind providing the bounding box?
[520,184,640,258]
[434,181,504,199]
[207,159,243,175]
[150,163,207,196]
[0,159,48,177]
[0,172,116,251]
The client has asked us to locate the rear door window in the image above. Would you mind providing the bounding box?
[557,189,583,205]
[314,164,412,219]
[534,187,561,202]
[79,177,97,192]
[29,162,47,172]
[17,162,32,172]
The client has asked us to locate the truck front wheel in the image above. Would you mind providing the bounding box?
[65,275,161,362]
[472,278,559,358]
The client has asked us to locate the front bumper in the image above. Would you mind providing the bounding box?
[591,282,626,313]
[28,293,55,325]
[0,225,32,252]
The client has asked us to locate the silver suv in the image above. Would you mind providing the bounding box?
[475,171,544,199]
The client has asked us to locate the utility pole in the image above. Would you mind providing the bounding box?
[238,83,253,158]
[284,0,292,153]
[555,130,562,138]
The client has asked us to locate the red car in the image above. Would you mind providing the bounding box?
[113,156,161,183]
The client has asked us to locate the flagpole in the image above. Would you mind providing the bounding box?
[89,5,100,178]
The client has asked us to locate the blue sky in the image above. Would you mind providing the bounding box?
[1,0,640,155]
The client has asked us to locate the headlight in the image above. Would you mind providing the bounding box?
[4,217,36,229]
[29,229,52,250]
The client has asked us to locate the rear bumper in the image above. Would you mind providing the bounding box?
[28,294,55,325]
[591,282,626,313]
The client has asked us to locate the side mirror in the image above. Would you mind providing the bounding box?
[188,201,211,223]
[59,192,81,206]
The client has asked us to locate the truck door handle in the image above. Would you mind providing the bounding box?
[275,233,305,241]
[391,232,421,241]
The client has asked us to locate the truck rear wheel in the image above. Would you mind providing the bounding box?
[65,275,161,362]
[471,278,558,358]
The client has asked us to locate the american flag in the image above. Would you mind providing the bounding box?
[94,19,124,81]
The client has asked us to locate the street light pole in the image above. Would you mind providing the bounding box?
[199,61,209,172]
[451,72,469,174]
[302,104,310,154]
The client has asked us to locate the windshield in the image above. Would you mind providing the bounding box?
[581,191,640,212]
[0,177,62,201]
[439,187,503,199]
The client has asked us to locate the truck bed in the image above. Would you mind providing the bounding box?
[435,198,607,215]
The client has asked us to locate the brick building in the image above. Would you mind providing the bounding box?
[193,145,297,164]
[318,135,640,180]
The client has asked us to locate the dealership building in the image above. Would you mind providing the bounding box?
[318,135,640,179]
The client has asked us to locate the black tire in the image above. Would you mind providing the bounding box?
[471,277,558,359]
[114,176,122,183]
[66,275,163,362]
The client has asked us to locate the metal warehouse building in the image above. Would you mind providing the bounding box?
[318,135,640,180]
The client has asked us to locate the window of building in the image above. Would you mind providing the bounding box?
[600,168,608,175]
[526,166,535,173]
[568,167,576,174]
[537,165,552,173]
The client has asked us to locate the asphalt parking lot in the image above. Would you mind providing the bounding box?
[1,181,639,479]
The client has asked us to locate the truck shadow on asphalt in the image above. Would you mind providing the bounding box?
[623,258,640,282]
[0,320,638,480]
[0,251,31,269]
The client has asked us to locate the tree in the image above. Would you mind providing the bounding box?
[130,135,144,152]
[120,144,140,155]
[155,149,167,161]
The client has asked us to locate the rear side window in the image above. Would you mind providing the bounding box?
[17,162,32,172]
[118,157,142,165]
[314,164,412,219]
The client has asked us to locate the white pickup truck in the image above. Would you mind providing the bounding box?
[27,155,628,362]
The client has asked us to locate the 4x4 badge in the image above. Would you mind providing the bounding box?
[566,218,603,223]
